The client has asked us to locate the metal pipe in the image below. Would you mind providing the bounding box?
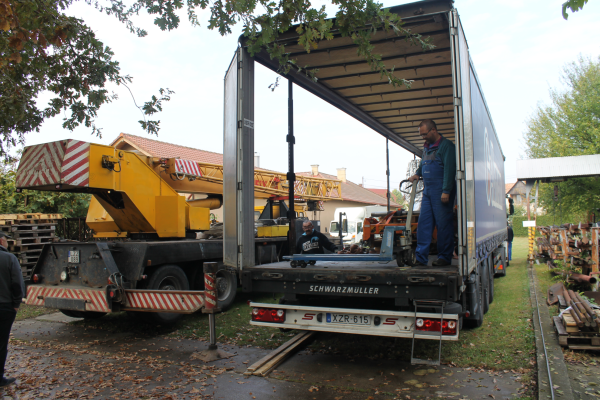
[386,138,390,212]
[569,307,584,327]
[570,273,598,285]
[287,80,296,255]
[574,292,597,327]
[208,313,217,350]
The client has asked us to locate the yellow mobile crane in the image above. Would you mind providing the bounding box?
[16,139,341,239]
[16,139,341,322]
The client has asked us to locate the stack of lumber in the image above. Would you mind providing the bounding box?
[537,223,599,276]
[0,213,63,280]
[552,287,600,350]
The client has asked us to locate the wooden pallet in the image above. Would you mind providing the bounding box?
[15,236,55,245]
[1,214,62,281]
[10,223,58,231]
[0,213,63,221]
[554,316,600,350]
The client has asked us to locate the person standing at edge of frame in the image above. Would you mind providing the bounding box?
[0,231,24,387]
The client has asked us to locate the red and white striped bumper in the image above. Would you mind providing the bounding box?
[27,286,110,312]
[122,290,205,314]
[26,286,207,314]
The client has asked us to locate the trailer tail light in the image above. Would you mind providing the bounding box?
[415,318,457,335]
[32,274,41,283]
[252,308,286,323]
[498,264,504,270]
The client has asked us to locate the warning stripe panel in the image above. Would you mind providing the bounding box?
[25,286,110,312]
[123,291,205,314]
[60,140,91,187]
[174,159,203,178]
[16,141,66,188]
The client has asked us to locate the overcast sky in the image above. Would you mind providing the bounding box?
[26,0,600,189]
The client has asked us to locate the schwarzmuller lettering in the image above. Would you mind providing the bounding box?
[308,285,380,295]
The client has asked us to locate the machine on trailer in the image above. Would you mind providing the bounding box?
[222,0,510,363]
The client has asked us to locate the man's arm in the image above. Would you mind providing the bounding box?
[318,232,338,252]
[442,142,457,194]
[10,255,24,309]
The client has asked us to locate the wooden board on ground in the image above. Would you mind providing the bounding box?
[245,331,315,377]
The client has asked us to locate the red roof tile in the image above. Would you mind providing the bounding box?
[111,133,223,164]
[366,188,389,198]
[505,182,515,194]
[298,172,400,207]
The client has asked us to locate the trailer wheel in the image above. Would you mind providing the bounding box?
[397,249,416,267]
[465,268,484,328]
[488,257,495,304]
[146,264,189,324]
[59,310,107,319]
[482,262,490,314]
[216,268,237,311]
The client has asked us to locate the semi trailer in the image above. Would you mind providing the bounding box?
[221,0,510,358]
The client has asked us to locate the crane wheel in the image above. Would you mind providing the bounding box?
[300,261,307,268]
[290,261,298,268]
[146,264,190,325]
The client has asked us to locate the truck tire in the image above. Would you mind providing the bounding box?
[146,264,190,325]
[216,268,237,311]
[482,262,490,314]
[488,257,495,304]
[465,269,484,328]
[60,310,107,319]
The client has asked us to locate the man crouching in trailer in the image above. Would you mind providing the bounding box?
[408,119,456,267]
[297,220,338,254]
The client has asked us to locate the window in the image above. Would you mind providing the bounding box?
[357,222,363,234]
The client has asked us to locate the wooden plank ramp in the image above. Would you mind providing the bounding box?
[245,331,315,377]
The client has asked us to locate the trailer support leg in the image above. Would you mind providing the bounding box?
[192,262,234,362]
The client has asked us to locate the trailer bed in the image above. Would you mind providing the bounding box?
[241,257,461,306]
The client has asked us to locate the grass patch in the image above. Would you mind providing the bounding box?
[16,304,58,321]
[306,237,536,371]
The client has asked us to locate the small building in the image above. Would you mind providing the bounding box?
[505,181,527,206]
[297,165,400,233]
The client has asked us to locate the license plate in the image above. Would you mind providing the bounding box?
[326,313,370,325]
[68,250,79,263]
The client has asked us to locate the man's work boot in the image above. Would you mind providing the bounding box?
[412,260,428,267]
[0,377,16,387]
[432,258,451,267]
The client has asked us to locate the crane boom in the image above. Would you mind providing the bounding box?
[158,158,342,201]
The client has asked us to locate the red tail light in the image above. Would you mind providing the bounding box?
[415,318,457,335]
[498,264,504,270]
[252,308,286,323]
[32,274,41,283]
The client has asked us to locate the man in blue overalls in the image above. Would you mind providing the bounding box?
[408,119,456,267]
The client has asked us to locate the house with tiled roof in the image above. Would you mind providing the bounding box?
[111,133,223,164]
[297,165,401,234]
[506,181,526,206]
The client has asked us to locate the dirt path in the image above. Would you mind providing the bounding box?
[0,314,527,399]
